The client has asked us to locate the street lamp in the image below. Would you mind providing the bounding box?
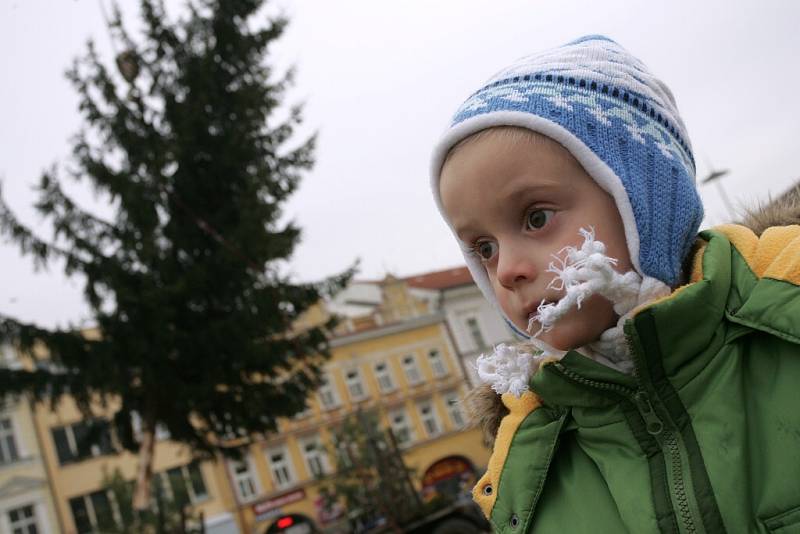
[701,166,736,220]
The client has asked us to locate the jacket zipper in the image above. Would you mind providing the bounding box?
[625,326,701,534]
[632,390,697,534]
[551,354,700,534]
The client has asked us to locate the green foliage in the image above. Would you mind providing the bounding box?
[319,410,422,532]
[102,468,204,534]
[0,0,352,461]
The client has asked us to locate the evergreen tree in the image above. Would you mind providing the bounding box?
[0,0,350,511]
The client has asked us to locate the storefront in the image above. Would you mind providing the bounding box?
[421,456,476,502]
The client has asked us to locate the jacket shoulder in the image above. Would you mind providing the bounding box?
[709,224,800,286]
[700,224,800,344]
[472,391,541,519]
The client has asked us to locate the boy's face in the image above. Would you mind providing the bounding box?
[439,130,633,351]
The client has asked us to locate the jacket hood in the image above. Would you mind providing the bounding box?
[469,182,800,445]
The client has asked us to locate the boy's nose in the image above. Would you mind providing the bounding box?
[496,248,539,290]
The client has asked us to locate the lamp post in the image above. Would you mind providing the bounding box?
[701,167,736,220]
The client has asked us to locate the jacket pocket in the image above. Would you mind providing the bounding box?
[764,505,800,533]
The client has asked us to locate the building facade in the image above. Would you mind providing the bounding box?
[0,345,61,534]
[31,396,241,534]
[227,275,490,533]
[11,266,496,534]
[405,266,516,386]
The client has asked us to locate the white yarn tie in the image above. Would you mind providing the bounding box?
[475,343,544,397]
[528,227,642,336]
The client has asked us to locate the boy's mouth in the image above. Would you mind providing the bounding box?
[525,299,558,324]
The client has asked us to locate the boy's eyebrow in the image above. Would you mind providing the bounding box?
[495,180,563,204]
[452,181,564,240]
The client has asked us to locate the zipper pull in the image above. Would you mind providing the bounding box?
[633,391,664,437]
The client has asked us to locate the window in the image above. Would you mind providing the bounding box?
[334,437,354,469]
[300,435,329,478]
[344,368,366,401]
[417,400,441,437]
[69,490,119,534]
[155,423,171,441]
[163,462,208,506]
[230,455,260,502]
[442,391,466,428]
[266,446,296,489]
[0,343,23,370]
[92,491,117,531]
[165,467,187,505]
[373,361,396,393]
[69,495,92,534]
[186,462,208,502]
[8,504,39,534]
[0,343,10,364]
[130,411,171,441]
[52,419,115,465]
[465,317,487,350]
[0,416,20,464]
[112,479,136,526]
[402,355,423,385]
[388,408,415,448]
[427,349,448,378]
[317,374,341,410]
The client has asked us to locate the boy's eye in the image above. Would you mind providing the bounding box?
[474,240,498,261]
[526,209,554,230]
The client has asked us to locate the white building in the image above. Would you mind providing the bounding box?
[404,267,515,387]
[325,267,514,388]
[0,345,60,534]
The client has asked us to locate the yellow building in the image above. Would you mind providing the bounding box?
[31,395,242,534]
[228,275,490,534]
[8,329,242,534]
[0,344,60,533]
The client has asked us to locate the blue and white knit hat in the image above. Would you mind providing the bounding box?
[431,35,703,321]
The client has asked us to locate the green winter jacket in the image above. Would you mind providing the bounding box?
[472,223,800,534]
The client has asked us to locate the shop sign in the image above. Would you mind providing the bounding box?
[253,489,306,517]
[422,456,473,487]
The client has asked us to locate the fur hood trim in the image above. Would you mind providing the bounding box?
[466,383,508,449]
[739,185,800,236]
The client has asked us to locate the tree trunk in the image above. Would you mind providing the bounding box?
[133,412,157,512]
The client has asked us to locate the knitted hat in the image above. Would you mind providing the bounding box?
[430,35,702,330]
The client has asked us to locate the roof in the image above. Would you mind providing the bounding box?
[404,266,474,290]
[330,312,443,347]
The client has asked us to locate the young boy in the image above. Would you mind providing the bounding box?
[430,35,800,533]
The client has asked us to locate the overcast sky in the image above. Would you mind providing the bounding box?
[2,0,799,328]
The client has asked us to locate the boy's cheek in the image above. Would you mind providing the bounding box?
[497,296,528,334]
[539,296,617,351]
[539,318,593,351]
